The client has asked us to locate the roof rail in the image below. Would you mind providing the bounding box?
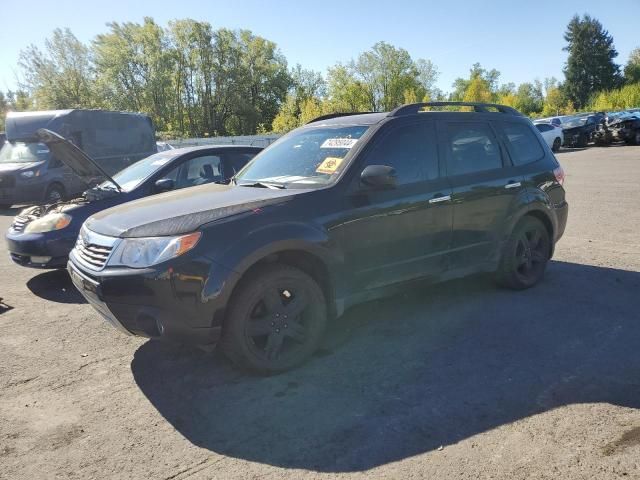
[389,102,523,117]
[306,112,373,124]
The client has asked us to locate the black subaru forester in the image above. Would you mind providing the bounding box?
[68,102,568,374]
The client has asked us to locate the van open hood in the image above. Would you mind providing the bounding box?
[35,128,122,191]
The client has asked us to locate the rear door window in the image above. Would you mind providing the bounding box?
[444,123,503,176]
[501,123,545,166]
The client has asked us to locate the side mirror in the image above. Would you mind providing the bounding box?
[360,165,397,189]
[154,178,174,192]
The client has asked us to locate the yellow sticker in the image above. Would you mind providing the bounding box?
[316,156,344,174]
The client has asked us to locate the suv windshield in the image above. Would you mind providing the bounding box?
[0,142,50,164]
[235,125,369,188]
[104,151,176,192]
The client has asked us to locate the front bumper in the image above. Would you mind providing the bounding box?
[67,253,240,345]
[6,228,75,269]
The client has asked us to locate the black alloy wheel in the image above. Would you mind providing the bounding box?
[222,264,327,374]
[497,217,551,290]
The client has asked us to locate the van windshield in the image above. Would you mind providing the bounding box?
[235,125,369,188]
[0,142,50,164]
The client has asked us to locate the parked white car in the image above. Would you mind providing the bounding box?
[535,123,564,152]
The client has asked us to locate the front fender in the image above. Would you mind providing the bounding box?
[202,221,342,300]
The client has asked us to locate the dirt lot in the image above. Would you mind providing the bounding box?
[1,145,640,480]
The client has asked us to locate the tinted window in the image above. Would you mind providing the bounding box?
[226,152,257,176]
[502,123,544,166]
[364,122,438,185]
[535,123,552,132]
[445,123,502,175]
[179,155,222,189]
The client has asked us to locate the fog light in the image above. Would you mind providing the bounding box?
[31,256,51,264]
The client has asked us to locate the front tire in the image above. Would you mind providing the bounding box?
[221,264,327,374]
[552,137,561,152]
[44,184,65,204]
[496,217,551,290]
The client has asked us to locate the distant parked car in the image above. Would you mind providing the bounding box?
[535,123,564,152]
[561,114,604,148]
[607,111,640,145]
[6,129,261,269]
[0,110,157,208]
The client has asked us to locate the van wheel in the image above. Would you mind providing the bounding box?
[221,264,327,374]
[496,217,551,290]
[552,138,561,152]
[44,184,65,204]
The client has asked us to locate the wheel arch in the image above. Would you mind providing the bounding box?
[44,181,66,201]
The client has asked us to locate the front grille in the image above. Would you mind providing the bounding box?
[0,175,16,188]
[73,227,118,271]
[75,236,113,269]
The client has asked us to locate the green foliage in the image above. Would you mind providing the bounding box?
[563,14,621,109]
[588,82,640,111]
[19,28,95,109]
[12,19,290,137]
[624,48,640,84]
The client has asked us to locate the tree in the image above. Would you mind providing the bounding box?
[542,87,565,116]
[463,76,492,103]
[513,81,543,116]
[324,64,370,112]
[19,28,95,109]
[563,15,621,109]
[451,63,500,101]
[93,18,176,130]
[623,47,640,84]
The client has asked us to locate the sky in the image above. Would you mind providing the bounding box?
[1,0,638,94]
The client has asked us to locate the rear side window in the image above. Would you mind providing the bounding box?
[502,123,545,166]
[535,123,552,132]
[364,122,438,185]
[445,123,502,175]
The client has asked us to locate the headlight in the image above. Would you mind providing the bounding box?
[20,170,40,179]
[24,213,72,233]
[108,231,201,268]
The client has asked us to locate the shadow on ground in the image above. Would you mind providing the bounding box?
[131,261,640,472]
[27,269,86,304]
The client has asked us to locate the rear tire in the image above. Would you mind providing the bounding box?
[44,184,65,204]
[496,217,551,290]
[552,137,561,152]
[221,264,327,374]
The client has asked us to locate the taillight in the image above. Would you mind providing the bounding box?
[553,165,565,185]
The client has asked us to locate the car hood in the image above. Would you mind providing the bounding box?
[35,129,122,190]
[0,161,43,173]
[85,183,303,238]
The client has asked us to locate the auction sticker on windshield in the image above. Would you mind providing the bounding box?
[316,156,344,174]
[320,138,358,149]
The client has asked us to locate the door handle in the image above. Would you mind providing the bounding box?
[504,181,522,189]
[429,195,451,204]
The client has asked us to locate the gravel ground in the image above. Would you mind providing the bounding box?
[1,145,639,480]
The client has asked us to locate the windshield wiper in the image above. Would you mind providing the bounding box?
[238,181,286,190]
